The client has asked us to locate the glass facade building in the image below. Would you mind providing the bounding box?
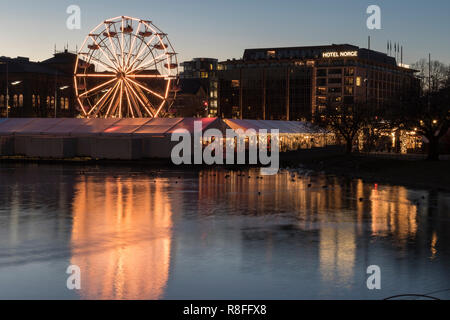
[218,44,419,120]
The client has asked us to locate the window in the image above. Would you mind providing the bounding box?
[19,94,23,107]
[344,77,354,85]
[356,77,362,87]
[344,96,354,104]
[317,69,327,77]
[316,78,326,86]
[267,50,276,58]
[65,98,69,110]
[316,87,327,95]
[331,96,342,103]
[328,87,341,93]
[231,80,240,88]
[32,95,36,107]
[345,68,355,76]
[316,96,327,104]
[328,78,342,84]
[344,86,354,95]
[13,95,18,107]
[0,95,4,108]
[328,68,342,75]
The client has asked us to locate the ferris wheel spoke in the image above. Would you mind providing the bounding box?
[89,36,120,72]
[123,83,136,118]
[77,78,117,98]
[128,53,168,74]
[127,34,157,72]
[132,81,160,117]
[154,79,172,118]
[118,81,124,118]
[104,24,122,70]
[79,53,117,73]
[103,82,121,117]
[125,83,143,117]
[126,77,165,100]
[125,22,142,70]
[88,81,120,116]
[75,73,116,78]
[97,34,121,69]
[124,79,155,117]
[125,79,155,117]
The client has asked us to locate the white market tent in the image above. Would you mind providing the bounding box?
[0,118,335,159]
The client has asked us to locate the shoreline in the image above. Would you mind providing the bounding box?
[1,153,449,192]
[280,152,450,192]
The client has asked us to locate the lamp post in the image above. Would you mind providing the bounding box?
[0,60,8,118]
[54,71,58,118]
[6,61,8,118]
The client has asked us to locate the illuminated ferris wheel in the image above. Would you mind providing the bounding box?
[74,16,179,118]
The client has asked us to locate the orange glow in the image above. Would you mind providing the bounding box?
[70,177,173,300]
[78,78,116,98]
[126,77,165,100]
[124,79,154,117]
[87,81,120,116]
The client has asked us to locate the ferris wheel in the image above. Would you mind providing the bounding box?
[74,16,179,118]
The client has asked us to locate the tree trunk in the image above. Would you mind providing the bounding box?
[345,139,353,154]
[427,137,440,161]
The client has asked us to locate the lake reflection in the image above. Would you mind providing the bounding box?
[0,164,449,300]
[71,177,173,299]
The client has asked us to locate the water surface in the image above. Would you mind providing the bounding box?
[0,164,449,299]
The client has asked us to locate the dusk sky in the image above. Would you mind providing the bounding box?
[1,0,450,64]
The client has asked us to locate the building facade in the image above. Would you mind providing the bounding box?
[180,58,219,117]
[218,44,419,120]
[0,50,77,118]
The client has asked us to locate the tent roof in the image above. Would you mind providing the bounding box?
[0,118,328,136]
[134,118,183,135]
[223,119,325,134]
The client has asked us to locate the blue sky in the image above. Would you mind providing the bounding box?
[1,0,449,64]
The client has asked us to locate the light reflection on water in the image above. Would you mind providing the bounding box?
[0,164,449,300]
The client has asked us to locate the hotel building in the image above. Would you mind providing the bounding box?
[218,44,419,120]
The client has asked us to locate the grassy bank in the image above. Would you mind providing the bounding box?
[281,150,450,192]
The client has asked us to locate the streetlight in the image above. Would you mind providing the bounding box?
[0,60,8,118]
[56,85,69,117]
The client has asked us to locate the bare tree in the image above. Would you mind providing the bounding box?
[315,102,375,154]
[412,59,449,93]
[390,87,450,160]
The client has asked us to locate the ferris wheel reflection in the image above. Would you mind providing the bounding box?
[70,175,173,300]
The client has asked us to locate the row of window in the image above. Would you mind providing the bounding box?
[0,94,70,109]
[316,86,354,95]
[0,94,23,107]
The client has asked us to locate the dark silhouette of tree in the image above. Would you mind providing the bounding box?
[389,87,450,160]
[412,59,449,92]
[315,102,376,154]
